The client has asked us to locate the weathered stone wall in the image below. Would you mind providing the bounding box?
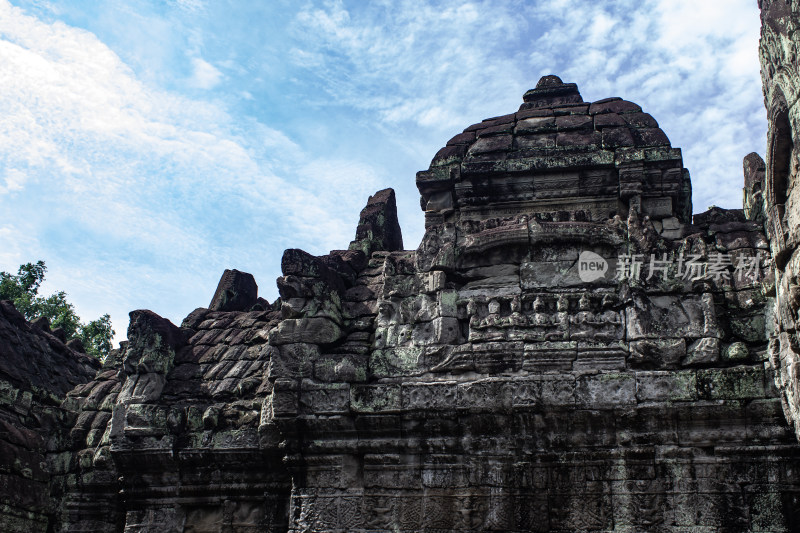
[4,5,800,528]
[38,77,800,532]
[52,292,292,532]
[0,300,99,532]
[48,80,797,532]
[758,0,800,441]
[261,80,800,532]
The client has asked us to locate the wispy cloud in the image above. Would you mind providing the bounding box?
[173,0,205,15]
[188,56,222,89]
[290,0,529,133]
[0,0,382,337]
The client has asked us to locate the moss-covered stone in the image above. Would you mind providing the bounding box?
[697,366,766,400]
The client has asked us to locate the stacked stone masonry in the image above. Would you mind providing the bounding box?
[0,301,99,532]
[2,3,800,531]
[759,0,800,448]
[37,77,800,532]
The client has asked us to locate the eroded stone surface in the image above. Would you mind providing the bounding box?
[209,269,259,312]
[3,15,800,529]
[37,78,800,532]
[349,188,404,257]
[0,300,99,532]
[759,0,800,448]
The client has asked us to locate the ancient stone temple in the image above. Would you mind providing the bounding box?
[758,0,800,444]
[3,3,800,532]
[0,302,100,531]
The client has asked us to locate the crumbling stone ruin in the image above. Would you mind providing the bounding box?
[757,0,800,445]
[4,3,800,532]
[0,301,100,530]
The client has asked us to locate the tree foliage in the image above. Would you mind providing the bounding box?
[0,261,115,360]
[79,314,115,360]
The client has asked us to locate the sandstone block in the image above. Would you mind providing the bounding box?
[576,373,636,408]
[209,269,258,312]
[629,338,686,369]
[269,318,342,345]
[636,370,697,401]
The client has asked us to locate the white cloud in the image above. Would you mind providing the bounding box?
[0,168,27,193]
[527,0,764,211]
[173,0,205,14]
[0,0,384,339]
[188,56,222,89]
[290,0,528,132]
[0,223,40,267]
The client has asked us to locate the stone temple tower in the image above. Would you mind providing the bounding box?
[3,8,800,532]
[37,75,800,532]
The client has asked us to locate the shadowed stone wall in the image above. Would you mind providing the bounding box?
[758,0,800,445]
[46,78,800,532]
[3,4,800,530]
[265,79,800,532]
[0,301,99,532]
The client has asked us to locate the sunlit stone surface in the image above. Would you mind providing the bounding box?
[3,3,800,531]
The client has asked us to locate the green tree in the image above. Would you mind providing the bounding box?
[0,261,115,360]
[79,314,114,359]
[0,260,46,303]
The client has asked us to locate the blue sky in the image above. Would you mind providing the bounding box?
[0,0,766,342]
